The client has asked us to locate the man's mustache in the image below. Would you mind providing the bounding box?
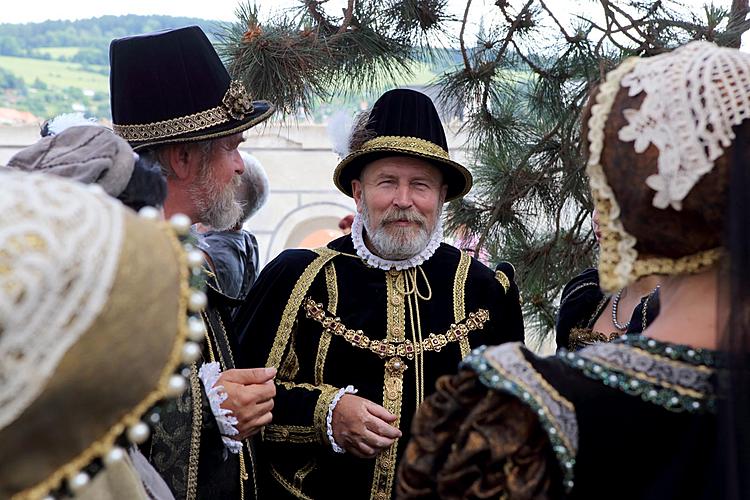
[380,208,426,226]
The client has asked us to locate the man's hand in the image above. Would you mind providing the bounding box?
[218,367,276,440]
[331,394,402,458]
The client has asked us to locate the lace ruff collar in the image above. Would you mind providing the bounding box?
[350,211,443,271]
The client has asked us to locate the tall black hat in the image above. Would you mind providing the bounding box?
[333,89,472,201]
[110,26,275,151]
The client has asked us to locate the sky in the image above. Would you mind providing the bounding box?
[3,0,718,28]
[4,0,742,50]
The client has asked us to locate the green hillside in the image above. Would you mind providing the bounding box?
[0,55,108,92]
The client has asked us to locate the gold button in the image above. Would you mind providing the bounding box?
[391,295,402,306]
[388,269,400,277]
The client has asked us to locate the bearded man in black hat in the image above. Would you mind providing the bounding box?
[110,26,276,500]
[233,89,524,499]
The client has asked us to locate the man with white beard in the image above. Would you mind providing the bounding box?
[234,89,524,499]
[109,26,277,500]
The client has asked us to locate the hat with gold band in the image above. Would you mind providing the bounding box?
[0,171,208,499]
[110,25,275,151]
[333,89,472,201]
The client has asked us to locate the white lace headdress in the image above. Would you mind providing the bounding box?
[0,171,124,430]
[618,41,750,210]
[586,41,747,291]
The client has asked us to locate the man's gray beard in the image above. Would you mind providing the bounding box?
[361,202,440,260]
[189,172,243,231]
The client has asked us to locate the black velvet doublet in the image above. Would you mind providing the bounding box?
[234,235,524,499]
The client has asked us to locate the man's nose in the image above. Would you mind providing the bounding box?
[234,152,245,175]
[393,184,413,209]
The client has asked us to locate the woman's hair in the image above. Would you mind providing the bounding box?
[719,119,750,499]
[116,155,168,211]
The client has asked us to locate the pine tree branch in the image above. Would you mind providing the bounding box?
[338,0,356,34]
[459,0,473,71]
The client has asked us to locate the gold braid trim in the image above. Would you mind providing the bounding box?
[314,263,338,384]
[453,251,472,358]
[113,81,255,142]
[263,425,318,444]
[14,223,190,500]
[370,271,409,500]
[495,270,510,294]
[358,136,449,159]
[294,461,317,492]
[265,248,340,368]
[186,363,202,500]
[303,298,490,359]
[585,57,721,292]
[269,465,314,500]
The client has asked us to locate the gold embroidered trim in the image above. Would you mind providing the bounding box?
[113,81,255,142]
[371,273,409,500]
[386,270,406,342]
[186,363,202,500]
[265,248,340,368]
[294,460,317,492]
[269,465,314,500]
[314,263,338,384]
[14,223,191,500]
[370,357,406,500]
[495,270,510,294]
[358,135,449,160]
[568,328,620,350]
[453,251,472,358]
[264,424,318,444]
[278,331,300,380]
[303,297,490,359]
[585,57,722,291]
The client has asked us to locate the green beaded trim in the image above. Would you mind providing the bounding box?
[559,336,717,414]
[462,346,577,493]
[624,334,719,367]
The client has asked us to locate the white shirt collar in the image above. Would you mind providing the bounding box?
[350,211,443,271]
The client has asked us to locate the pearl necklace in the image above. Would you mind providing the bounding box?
[611,289,630,331]
[612,285,661,331]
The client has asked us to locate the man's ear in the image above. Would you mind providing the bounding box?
[440,184,448,203]
[351,179,364,212]
[166,143,195,180]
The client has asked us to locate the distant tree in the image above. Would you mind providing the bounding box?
[72,47,108,66]
[0,67,25,90]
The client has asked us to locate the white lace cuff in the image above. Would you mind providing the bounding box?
[198,362,243,454]
[326,385,357,454]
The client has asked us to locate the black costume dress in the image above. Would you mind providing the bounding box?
[234,235,524,499]
[556,268,660,350]
[397,334,720,500]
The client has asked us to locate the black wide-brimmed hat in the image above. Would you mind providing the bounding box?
[110,26,275,151]
[333,89,472,201]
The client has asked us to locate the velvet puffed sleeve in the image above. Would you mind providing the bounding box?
[397,369,563,499]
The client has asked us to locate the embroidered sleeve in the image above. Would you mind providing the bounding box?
[197,362,242,454]
[397,368,564,499]
[262,382,340,446]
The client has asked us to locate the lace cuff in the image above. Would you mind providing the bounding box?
[326,385,357,453]
[198,362,243,454]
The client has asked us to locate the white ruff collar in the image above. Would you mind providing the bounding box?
[350,211,443,271]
